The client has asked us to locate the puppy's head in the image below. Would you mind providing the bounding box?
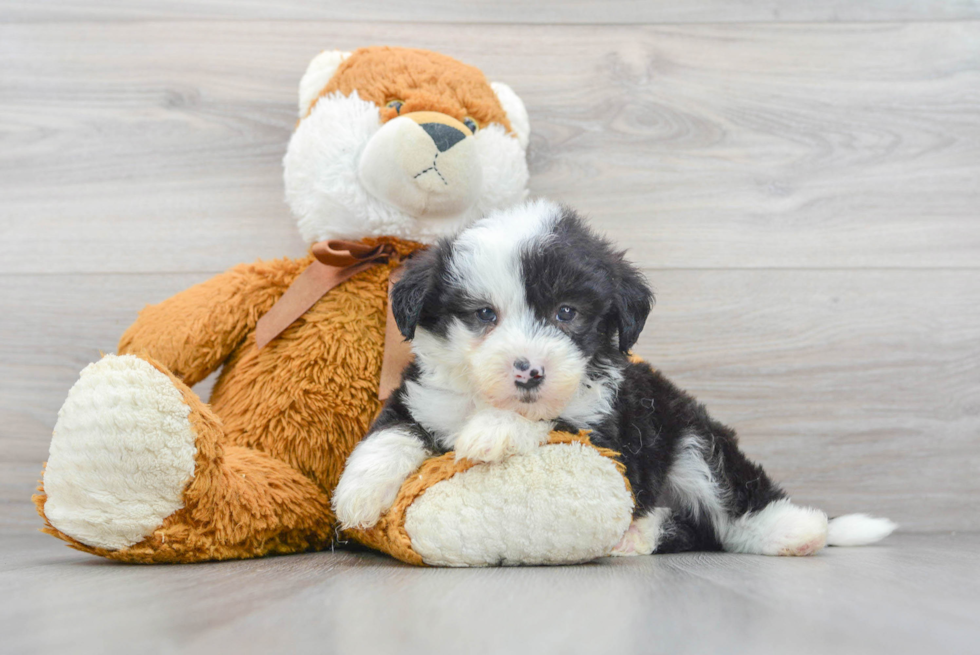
[392,200,653,421]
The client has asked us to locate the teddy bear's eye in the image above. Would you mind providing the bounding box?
[386,99,404,114]
[462,117,478,133]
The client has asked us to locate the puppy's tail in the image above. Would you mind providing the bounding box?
[826,514,897,546]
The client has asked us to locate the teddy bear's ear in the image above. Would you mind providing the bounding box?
[298,50,352,117]
[491,82,530,150]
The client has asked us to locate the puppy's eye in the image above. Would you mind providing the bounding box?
[556,306,577,322]
[386,99,404,114]
[462,117,478,133]
[476,307,497,323]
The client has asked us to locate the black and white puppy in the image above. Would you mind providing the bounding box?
[333,200,895,556]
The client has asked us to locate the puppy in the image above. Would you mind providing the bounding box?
[333,200,895,556]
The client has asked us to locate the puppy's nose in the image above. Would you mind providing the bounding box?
[420,122,467,152]
[514,358,545,390]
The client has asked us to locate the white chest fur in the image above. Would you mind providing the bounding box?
[403,363,622,449]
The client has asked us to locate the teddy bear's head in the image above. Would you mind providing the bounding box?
[284,46,530,244]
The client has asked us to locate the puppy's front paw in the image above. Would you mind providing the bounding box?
[454,409,552,464]
[332,470,404,531]
[332,427,430,530]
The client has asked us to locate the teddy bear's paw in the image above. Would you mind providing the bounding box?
[404,440,636,566]
[453,409,551,464]
[610,508,672,557]
[42,355,198,550]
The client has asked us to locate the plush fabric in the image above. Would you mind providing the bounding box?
[35,238,422,562]
[314,46,513,134]
[284,84,528,244]
[350,432,634,566]
[41,355,198,551]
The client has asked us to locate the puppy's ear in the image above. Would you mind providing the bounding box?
[612,258,654,353]
[390,248,439,340]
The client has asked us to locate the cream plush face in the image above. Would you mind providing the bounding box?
[283,47,530,244]
[358,111,483,220]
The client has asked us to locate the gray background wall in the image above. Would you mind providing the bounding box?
[1,1,978,534]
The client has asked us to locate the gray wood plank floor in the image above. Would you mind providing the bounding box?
[1,530,978,655]
[1,1,978,652]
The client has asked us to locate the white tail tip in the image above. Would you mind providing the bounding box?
[826,514,897,546]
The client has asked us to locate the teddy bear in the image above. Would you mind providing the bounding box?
[33,46,634,566]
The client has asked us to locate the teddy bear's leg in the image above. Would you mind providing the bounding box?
[35,354,335,562]
[38,355,198,550]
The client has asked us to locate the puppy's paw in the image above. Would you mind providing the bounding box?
[331,427,430,530]
[454,409,552,464]
[610,521,646,557]
[723,499,829,556]
[610,508,671,557]
[332,471,404,531]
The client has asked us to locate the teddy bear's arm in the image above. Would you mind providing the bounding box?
[118,260,297,387]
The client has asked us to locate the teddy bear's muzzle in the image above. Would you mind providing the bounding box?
[358,111,483,219]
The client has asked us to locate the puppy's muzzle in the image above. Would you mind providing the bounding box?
[513,357,545,391]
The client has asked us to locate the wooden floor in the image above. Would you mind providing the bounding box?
[0,531,978,655]
[1,1,979,652]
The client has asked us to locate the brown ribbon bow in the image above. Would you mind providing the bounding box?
[254,239,413,400]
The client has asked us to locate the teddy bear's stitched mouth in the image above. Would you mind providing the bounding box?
[413,155,448,186]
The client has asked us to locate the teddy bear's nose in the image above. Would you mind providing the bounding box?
[420,122,467,152]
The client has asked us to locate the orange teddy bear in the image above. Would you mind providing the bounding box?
[34,47,634,566]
